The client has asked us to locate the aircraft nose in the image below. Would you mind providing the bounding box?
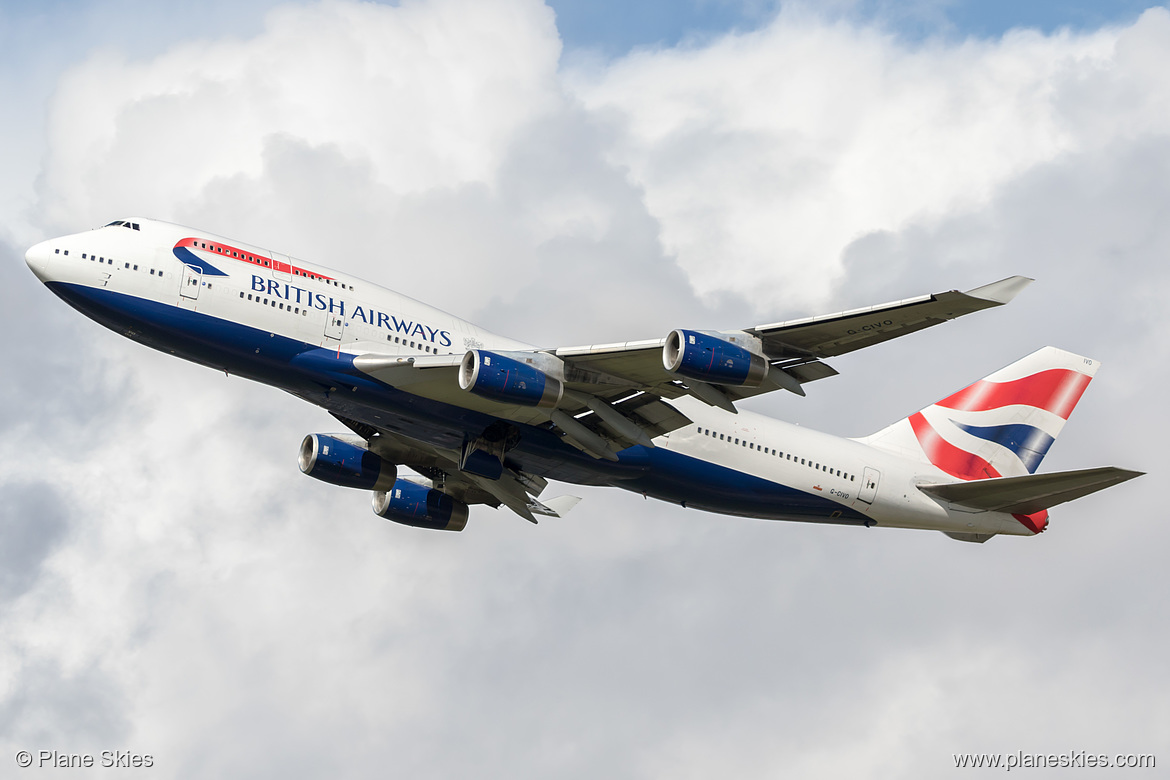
[24,240,55,282]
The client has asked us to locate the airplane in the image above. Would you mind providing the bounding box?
[24,218,1142,542]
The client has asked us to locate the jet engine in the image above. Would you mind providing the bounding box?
[298,434,398,491]
[372,480,469,531]
[663,329,769,387]
[458,350,563,408]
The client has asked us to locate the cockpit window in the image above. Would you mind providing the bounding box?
[105,221,125,227]
[103,220,141,231]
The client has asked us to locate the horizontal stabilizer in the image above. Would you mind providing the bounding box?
[919,467,1143,515]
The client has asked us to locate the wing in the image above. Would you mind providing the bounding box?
[551,275,1032,408]
[352,276,1030,460]
[748,275,1034,359]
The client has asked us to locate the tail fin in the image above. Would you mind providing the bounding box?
[860,347,1098,480]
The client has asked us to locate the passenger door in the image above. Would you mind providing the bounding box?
[323,314,344,341]
[858,466,881,504]
[180,264,202,300]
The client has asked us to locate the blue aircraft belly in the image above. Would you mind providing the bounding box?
[612,445,870,524]
[47,282,870,525]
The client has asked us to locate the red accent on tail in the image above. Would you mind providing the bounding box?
[935,369,1091,420]
[909,413,1002,481]
[1012,509,1049,534]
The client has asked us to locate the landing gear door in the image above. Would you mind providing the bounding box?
[858,466,880,504]
[323,314,344,341]
[180,264,202,300]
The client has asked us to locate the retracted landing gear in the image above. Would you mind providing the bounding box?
[458,421,521,480]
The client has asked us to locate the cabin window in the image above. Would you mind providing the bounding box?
[133,264,138,271]
[240,292,245,299]
[82,253,87,259]
[719,434,724,441]
[55,248,60,254]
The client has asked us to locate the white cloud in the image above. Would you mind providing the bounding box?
[3,1,1168,778]
[36,0,564,232]
[568,8,1170,310]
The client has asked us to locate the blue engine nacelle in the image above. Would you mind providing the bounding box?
[663,329,769,387]
[458,350,563,408]
[372,481,469,532]
[298,434,398,491]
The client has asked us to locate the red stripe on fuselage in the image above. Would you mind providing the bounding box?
[176,238,334,281]
[909,412,1002,481]
[934,369,1091,420]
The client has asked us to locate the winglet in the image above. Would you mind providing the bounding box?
[964,275,1033,305]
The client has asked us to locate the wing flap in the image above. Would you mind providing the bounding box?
[612,393,692,438]
[918,467,1143,514]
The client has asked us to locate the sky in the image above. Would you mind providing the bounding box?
[1,1,1167,777]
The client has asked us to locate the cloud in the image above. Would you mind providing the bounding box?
[3,1,1167,778]
[568,7,1170,312]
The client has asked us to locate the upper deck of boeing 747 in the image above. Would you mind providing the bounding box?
[23,217,534,358]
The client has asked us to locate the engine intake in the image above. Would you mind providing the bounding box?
[298,434,397,491]
[459,350,563,408]
[663,329,769,387]
[373,481,469,531]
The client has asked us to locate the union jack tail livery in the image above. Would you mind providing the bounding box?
[864,347,1096,480]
